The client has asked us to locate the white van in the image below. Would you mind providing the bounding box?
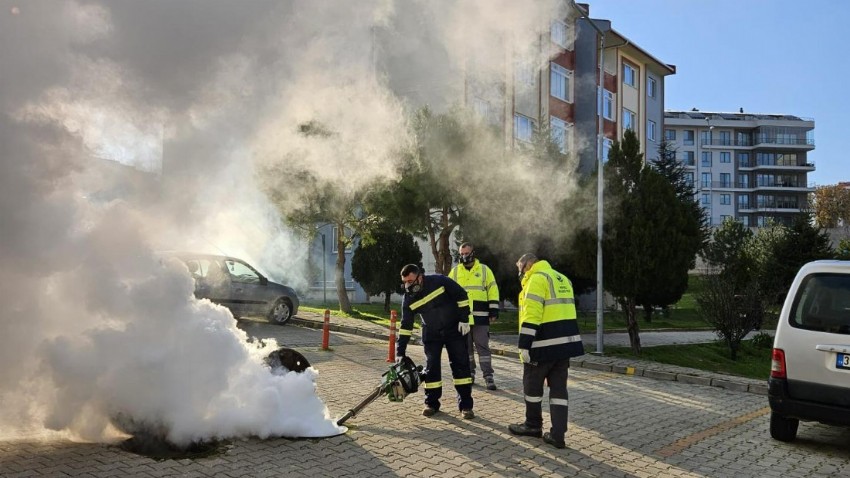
[769,260,850,442]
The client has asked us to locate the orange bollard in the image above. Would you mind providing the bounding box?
[321,309,330,350]
[387,310,397,363]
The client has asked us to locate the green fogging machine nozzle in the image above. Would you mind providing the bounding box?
[336,356,423,426]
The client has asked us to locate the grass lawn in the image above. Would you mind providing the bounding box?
[300,274,779,379]
[302,277,714,336]
[603,339,773,380]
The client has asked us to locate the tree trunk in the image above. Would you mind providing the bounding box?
[642,303,653,323]
[623,297,642,355]
[383,292,391,313]
[335,222,352,313]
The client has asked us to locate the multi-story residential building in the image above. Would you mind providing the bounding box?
[664,109,816,227]
[573,6,676,174]
[480,2,676,174]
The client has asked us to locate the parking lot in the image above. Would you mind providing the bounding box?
[2,321,849,477]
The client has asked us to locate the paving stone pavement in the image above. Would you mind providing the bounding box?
[2,314,849,477]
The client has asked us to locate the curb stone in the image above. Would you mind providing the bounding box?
[285,312,767,396]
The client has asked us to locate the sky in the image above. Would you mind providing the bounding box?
[586,0,848,187]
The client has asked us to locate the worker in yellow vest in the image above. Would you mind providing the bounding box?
[508,253,584,450]
[449,242,500,390]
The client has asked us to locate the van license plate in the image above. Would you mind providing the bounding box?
[837,353,850,370]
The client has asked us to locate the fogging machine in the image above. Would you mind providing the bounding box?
[336,356,423,426]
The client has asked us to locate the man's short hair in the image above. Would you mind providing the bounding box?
[459,242,473,251]
[400,264,420,277]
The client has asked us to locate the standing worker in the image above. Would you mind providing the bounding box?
[508,253,584,449]
[396,264,475,419]
[449,242,500,390]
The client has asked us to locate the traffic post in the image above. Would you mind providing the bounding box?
[321,309,330,350]
[386,310,397,363]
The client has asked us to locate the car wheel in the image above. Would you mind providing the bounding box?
[268,298,293,325]
[769,411,799,442]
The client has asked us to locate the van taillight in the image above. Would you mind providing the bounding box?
[771,348,787,379]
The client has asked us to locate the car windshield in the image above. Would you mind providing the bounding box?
[790,273,850,334]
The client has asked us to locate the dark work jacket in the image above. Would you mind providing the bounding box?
[396,275,472,354]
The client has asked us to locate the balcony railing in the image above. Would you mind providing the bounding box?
[737,160,816,168]
[756,201,800,209]
[754,136,815,146]
[701,137,815,147]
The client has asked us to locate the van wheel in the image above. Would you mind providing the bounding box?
[770,411,799,442]
[268,298,293,325]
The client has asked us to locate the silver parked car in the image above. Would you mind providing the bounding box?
[167,252,299,325]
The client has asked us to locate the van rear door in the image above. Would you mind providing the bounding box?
[781,272,850,405]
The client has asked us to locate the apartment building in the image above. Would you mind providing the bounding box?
[573,8,676,174]
[664,109,816,227]
[477,2,676,174]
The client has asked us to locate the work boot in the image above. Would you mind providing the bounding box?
[508,423,542,438]
[461,409,475,420]
[485,377,497,391]
[422,407,438,417]
[543,432,566,449]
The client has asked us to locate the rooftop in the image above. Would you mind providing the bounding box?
[665,109,814,122]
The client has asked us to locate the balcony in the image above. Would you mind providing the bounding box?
[754,181,815,192]
[737,160,815,171]
[754,136,815,150]
[701,138,752,148]
[699,181,739,190]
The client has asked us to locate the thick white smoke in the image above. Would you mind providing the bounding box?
[0,0,568,445]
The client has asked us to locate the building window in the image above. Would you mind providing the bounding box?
[701,151,712,167]
[623,108,636,132]
[603,90,615,120]
[738,152,751,167]
[683,151,695,166]
[473,97,491,121]
[720,194,731,205]
[738,194,749,209]
[701,172,711,188]
[550,116,570,153]
[683,130,695,146]
[700,130,711,145]
[738,173,749,188]
[332,227,352,253]
[514,114,533,143]
[515,60,535,86]
[701,193,710,206]
[720,173,731,187]
[740,216,750,227]
[684,172,694,188]
[721,214,731,222]
[647,77,657,98]
[720,152,731,163]
[647,120,656,142]
[551,20,568,48]
[665,129,676,141]
[719,131,731,146]
[623,63,637,87]
[550,63,572,102]
[603,138,613,162]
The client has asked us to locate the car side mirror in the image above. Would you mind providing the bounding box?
[259,276,268,286]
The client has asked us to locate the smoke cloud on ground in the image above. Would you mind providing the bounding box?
[0,0,580,445]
